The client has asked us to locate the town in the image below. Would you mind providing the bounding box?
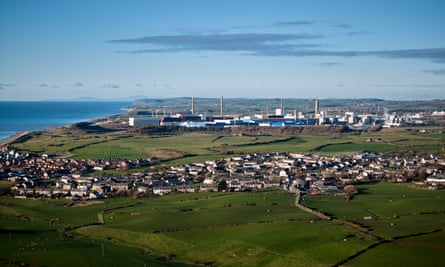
[2,144,444,200]
[2,98,445,200]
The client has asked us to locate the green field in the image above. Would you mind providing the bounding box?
[12,127,445,168]
[304,183,445,266]
[0,190,371,266]
[4,126,445,265]
[0,197,187,267]
[1,184,444,266]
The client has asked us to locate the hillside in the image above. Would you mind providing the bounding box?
[1,184,444,266]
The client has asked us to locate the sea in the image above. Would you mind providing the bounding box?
[0,101,131,141]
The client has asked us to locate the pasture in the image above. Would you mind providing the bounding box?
[1,185,444,266]
[304,183,445,266]
[1,190,377,266]
[11,127,445,168]
[0,197,186,267]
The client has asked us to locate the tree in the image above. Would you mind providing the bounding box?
[218,180,228,192]
[344,185,358,201]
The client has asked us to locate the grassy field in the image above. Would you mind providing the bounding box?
[1,190,376,266]
[344,230,445,267]
[304,183,445,266]
[11,127,445,168]
[1,184,444,266]
[0,197,188,267]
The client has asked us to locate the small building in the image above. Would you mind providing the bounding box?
[153,187,172,195]
[129,117,160,127]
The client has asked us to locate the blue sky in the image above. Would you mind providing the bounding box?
[1,0,444,100]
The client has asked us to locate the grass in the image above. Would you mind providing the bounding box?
[74,190,374,266]
[344,230,445,267]
[304,183,445,226]
[0,190,376,266]
[70,134,279,160]
[163,221,370,267]
[1,185,444,266]
[13,134,111,155]
[0,197,188,267]
[304,183,445,266]
[102,191,315,232]
[0,227,187,267]
[11,127,445,166]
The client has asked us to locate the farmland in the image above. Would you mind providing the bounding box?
[1,184,444,266]
[304,183,445,266]
[2,125,445,266]
[11,126,445,168]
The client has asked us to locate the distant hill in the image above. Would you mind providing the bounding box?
[133,97,445,116]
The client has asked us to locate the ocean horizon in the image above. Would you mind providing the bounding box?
[0,101,131,141]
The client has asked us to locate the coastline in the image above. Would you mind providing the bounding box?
[0,101,131,146]
[0,131,32,146]
[0,115,124,147]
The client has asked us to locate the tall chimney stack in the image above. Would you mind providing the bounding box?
[220,96,224,117]
[191,96,195,115]
[315,96,319,117]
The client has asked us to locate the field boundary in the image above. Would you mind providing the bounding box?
[333,229,442,266]
[294,190,331,220]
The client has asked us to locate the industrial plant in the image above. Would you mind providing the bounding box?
[128,97,431,129]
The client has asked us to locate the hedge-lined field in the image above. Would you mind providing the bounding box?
[11,127,445,168]
[0,197,187,267]
[1,190,376,266]
[2,184,443,266]
[304,183,445,266]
